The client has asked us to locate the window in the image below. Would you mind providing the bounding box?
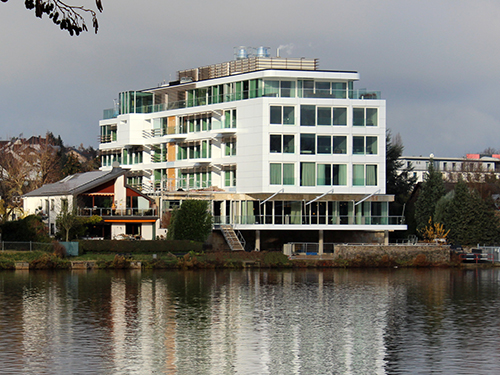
[300,134,316,154]
[300,162,316,186]
[317,107,332,126]
[270,106,295,125]
[333,164,347,185]
[317,136,331,154]
[317,164,331,185]
[283,135,295,153]
[224,140,236,156]
[264,80,279,97]
[270,163,295,185]
[224,170,236,187]
[353,136,377,155]
[333,136,347,154]
[353,164,378,186]
[300,105,316,126]
[224,109,237,128]
[333,108,347,126]
[317,164,347,186]
[281,81,295,97]
[270,135,282,153]
[353,108,378,126]
[271,135,295,154]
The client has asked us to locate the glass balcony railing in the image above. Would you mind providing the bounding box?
[78,207,157,217]
[102,88,381,119]
[213,215,405,226]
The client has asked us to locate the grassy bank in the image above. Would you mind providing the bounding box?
[0,248,460,270]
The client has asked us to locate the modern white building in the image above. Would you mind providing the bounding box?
[99,48,406,250]
[399,154,500,183]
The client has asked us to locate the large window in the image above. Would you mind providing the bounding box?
[353,108,378,126]
[280,81,296,97]
[353,136,377,155]
[300,134,316,154]
[317,164,347,186]
[333,136,347,154]
[270,135,295,153]
[270,106,295,125]
[300,162,316,186]
[300,105,316,126]
[317,107,332,126]
[270,163,295,185]
[317,136,331,154]
[224,109,237,128]
[353,164,378,186]
[333,108,347,126]
[224,169,236,187]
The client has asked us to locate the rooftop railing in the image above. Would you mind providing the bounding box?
[102,88,381,119]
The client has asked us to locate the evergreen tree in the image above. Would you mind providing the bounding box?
[441,178,499,245]
[385,131,416,220]
[167,200,213,242]
[414,160,446,232]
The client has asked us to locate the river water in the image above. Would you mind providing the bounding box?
[1,268,499,374]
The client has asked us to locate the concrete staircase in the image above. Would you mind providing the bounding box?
[220,225,245,251]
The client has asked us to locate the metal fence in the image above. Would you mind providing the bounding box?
[0,242,53,252]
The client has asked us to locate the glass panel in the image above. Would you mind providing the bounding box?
[317,136,331,154]
[353,164,365,186]
[333,107,347,126]
[264,80,279,97]
[283,163,295,185]
[281,81,295,97]
[283,135,295,153]
[270,135,282,153]
[317,164,331,185]
[270,106,282,124]
[224,110,231,128]
[249,79,257,99]
[366,136,378,155]
[270,163,282,185]
[366,165,377,185]
[300,134,315,154]
[333,164,347,185]
[353,136,365,155]
[303,80,314,98]
[300,162,316,186]
[366,108,378,126]
[300,105,316,126]
[316,81,330,96]
[332,82,347,98]
[353,108,365,126]
[333,136,347,154]
[283,106,295,125]
[317,107,332,126]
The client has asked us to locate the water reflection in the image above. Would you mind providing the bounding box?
[1,268,500,374]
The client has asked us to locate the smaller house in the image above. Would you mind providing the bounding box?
[22,167,158,240]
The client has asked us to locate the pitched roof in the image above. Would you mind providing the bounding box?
[23,168,127,197]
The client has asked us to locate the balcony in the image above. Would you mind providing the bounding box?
[102,88,381,119]
[213,214,405,226]
[78,207,158,218]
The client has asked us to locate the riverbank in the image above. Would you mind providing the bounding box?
[0,246,465,270]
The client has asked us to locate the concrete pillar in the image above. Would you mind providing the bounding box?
[384,230,389,245]
[255,230,261,251]
[318,229,324,255]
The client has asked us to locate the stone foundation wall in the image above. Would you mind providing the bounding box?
[333,245,450,263]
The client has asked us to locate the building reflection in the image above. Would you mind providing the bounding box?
[6,268,499,373]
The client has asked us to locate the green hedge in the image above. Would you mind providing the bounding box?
[78,240,203,254]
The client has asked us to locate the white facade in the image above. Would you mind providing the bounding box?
[400,154,500,183]
[99,55,405,246]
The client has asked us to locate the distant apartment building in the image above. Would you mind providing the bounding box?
[98,47,406,249]
[399,154,500,183]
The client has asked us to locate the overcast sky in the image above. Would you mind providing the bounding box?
[1,0,499,157]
